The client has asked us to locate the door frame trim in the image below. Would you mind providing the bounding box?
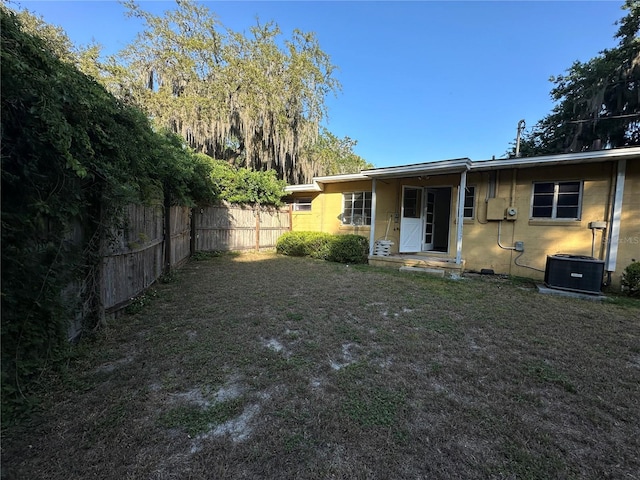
[425,186,454,254]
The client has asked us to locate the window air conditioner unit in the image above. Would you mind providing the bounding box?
[544,254,604,295]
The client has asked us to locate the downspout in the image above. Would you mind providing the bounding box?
[455,168,468,265]
[369,178,377,256]
[605,159,626,281]
[601,162,617,263]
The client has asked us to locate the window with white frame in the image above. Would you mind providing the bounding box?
[292,197,312,211]
[463,186,476,219]
[342,192,372,226]
[531,181,582,219]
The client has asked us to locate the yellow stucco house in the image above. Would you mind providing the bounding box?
[285,147,640,291]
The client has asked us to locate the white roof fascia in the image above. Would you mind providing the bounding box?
[284,182,322,193]
[284,173,369,193]
[471,147,640,171]
[361,158,472,178]
[312,173,369,183]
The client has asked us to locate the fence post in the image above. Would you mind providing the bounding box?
[255,207,260,252]
[164,189,172,274]
[96,205,106,328]
[190,207,197,255]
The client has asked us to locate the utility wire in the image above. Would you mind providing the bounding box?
[566,113,640,124]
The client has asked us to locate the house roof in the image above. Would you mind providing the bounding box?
[470,147,640,171]
[361,157,471,179]
[285,173,368,193]
[285,147,640,193]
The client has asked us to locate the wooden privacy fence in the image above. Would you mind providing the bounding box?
[195,204,291,252]
[102,203,165,313]
[100,203,290,314]
[169,206,192,269]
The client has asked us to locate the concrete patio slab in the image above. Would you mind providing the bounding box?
[536,284,607,301]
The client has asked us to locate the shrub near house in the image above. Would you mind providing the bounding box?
[277,231,369,264]
[622,261,640,297]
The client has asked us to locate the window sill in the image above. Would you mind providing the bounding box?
[340,225,371,230]
[528,219,582,227]
[292,210,312,214]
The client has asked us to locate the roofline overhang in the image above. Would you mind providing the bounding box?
[361,158,471,179]
[313,173,369,183]
[284,183,322,193]
[284,173,369,193]
[471,147,640,171]
[285,147,640,192]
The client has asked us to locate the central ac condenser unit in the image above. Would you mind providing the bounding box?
[544,254,604,295]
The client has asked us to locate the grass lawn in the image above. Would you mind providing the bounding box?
[3,252,639,479]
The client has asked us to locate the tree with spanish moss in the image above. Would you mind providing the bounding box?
[106,0,340,184]
[302,128,373,176]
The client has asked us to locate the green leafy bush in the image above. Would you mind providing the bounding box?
[621,261,640,297]
[207,158,286,206]
[276,231,332,257]
[277,232,368,264]
[326,234,369,264]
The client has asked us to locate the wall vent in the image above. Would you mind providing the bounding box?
[544,254,604,295]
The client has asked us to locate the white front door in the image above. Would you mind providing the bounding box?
[423,189,436,251]
[399,186,423,252]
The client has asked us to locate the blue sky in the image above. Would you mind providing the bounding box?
[15,1,625,167]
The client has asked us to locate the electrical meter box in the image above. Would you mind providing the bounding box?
[486,198,507,220]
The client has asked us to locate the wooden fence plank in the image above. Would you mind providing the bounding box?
[101,203,165,311]
[196,204,290,251]
[170,206,191,267]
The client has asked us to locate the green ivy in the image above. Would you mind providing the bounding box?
[0,8,288,420]
[1,9,99,419]
[0,10,201,419]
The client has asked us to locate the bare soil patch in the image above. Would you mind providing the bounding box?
[3,252,639,479]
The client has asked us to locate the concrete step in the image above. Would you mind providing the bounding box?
[399,266,445,277]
